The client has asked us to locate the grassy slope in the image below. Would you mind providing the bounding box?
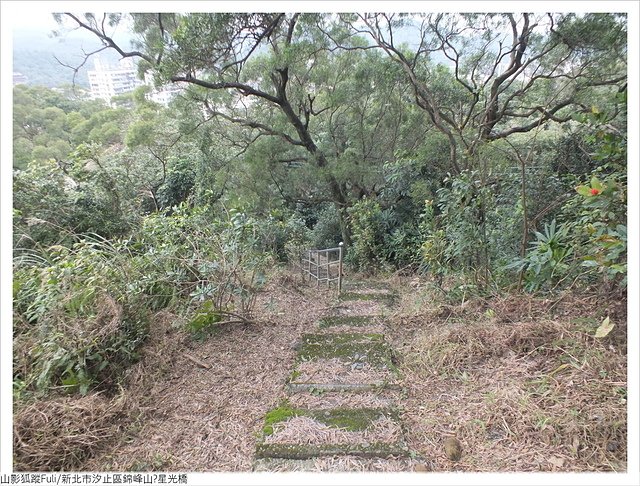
[387,276,627,472]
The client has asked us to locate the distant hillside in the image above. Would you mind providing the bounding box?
[13,28,128,88]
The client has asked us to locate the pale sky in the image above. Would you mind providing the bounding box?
[12,9,60,31]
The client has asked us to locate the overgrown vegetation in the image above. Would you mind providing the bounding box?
[12,11,627,471]
[398,287,627,471]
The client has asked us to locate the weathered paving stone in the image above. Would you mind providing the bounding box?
[338,291,398,306]
[296,333,394,367]
[256,407,409,460]
[286,333,399,392]
[318,315,380,328]
[256,442,410,460]
[287,390,400,409]
[287,382,400,393]
[252,456,418,472]
[342,281,391,291]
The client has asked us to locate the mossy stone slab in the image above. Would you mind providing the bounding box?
[338,291,398,306]
[342,281,391,291]
[263,406,396,432]
[318,315,380,328]
[255,442,410,460]
[297,333,393,366]
[252,458,318,472]
[257,407,408,459]
[261,406,400,435]
[286,382,400,393]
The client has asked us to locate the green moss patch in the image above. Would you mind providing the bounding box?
[262,407,398,431]
[263,405,303,436]
[308,407,394,431]
[260,406,401,438]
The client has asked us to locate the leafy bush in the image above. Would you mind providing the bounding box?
[157,156,196,209]
[137,205,270,320]
[254,210,310,263]
[571,174,627,287]
[383,223,423,268]
[13,204,273,398]
[346,198,387,271]
[308,204,342,251]
[186,300,222,340]
[417,171,498,286]
[13,236,149,397]
[508,220,574,292]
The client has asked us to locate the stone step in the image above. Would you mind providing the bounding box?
[256,406,409,460]
[287,390,400,409]
[318,315,381,328]
[342,281,391,291]
[253,456,421,472]
[296,333,394,366]
[286,333,398,393]
[339,291,397,306]
[287,382,401,393]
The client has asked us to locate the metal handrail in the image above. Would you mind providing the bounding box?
[300,242,343,292]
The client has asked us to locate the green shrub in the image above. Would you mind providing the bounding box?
[309,204,342,250]
[137,204,270,317]
[13,204,272,398]
[571,174,627,287]
[13,236,149,397]
[507,219,574,292]
[347,198,386,271]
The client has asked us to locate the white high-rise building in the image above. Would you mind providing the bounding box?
[143,72,186,106]
[88,57,143,103]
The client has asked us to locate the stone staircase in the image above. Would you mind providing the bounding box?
[253,282,415,472]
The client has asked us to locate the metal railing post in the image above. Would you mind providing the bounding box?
[325,250,330,288]
[338,242,343,294]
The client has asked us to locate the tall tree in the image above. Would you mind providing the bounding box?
[338,13,627,173]
[58,13,361,242]
[57,13,436,244]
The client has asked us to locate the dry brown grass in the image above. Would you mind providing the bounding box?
[13,393,128,471]
[78,278,332,472]
[390,276,628,472]
[13,305,184,472]
[294,358,395,385]
[264,415,402,445]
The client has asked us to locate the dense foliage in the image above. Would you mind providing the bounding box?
[13,12,627,399]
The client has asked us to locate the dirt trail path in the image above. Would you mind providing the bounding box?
[84,278,332,471]
[253,281,425,472]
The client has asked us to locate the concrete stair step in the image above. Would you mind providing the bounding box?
[339,291,398,306]
[296,332,394,366]
[317,315,381,328]
[287,333,399,393]
[256,407,409,460]
[253,456,419,472]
